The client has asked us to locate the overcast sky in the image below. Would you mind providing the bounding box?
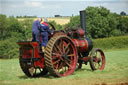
[0,0,128,17]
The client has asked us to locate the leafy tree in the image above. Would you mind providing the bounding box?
[0,14,8,40]
[0,14,26,58]
[7,16,25,39]
[107,13,119,37]
[117,16,128,34]
[120,11,127,16]
[68,16,80,29]
[0,37,19,58]
[19,19,33,39]
[86,6,119,38]
[68,6,120,38]
[7,16,22,32]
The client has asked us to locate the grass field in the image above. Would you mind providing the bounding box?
[0,49,128,85]
[17,17,70,25]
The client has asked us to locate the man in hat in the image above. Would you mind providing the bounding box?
[40,18,51,52]
[32,18,42,42]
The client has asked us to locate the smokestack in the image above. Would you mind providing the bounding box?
[80,10,86,36]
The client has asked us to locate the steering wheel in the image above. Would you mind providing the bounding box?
[48,23,56,34]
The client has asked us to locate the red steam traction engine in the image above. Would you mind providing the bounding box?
[18,11,106,77]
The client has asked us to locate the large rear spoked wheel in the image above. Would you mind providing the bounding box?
[89,48,105,70]
[44,35,77,77]
[19,59,48,77]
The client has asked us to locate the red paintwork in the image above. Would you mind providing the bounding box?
[77,28,85,38]
[79,57,90,62]
[67,28,89,52]
[42,22,48,26]
[52,31,66,37]
[68,28,84,38]
[72,39,88,52]
[18,42,45,68]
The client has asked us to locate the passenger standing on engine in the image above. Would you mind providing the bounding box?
[40,18,51,52]
[32,18,42,42]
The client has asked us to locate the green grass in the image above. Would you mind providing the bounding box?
[0,49,128,85]
[93,35,128,51]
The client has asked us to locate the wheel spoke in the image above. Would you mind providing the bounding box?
[65,60,71,68]
[94,56,98,62]
[57,64,59,71]
[67,54,74,57]
[64,43,70,51]
[67,53,74,61]
[59,39,63,50]
[62,41,66,53]
[94,53,100,68]
[52,53,64,61]
[58,62,63,71]
[65,48,70,55]
[54,64,59,71]
[52,53,61,58]
[61,39,64,51]
[53,45,58,53]
[66,58,71,63]
[53,59,60,65]
[55,44,63,54]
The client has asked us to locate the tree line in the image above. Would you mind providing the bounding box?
[16,15,37,18]
[0,6,128,58]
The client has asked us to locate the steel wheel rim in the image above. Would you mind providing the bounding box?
[92,49,105,70]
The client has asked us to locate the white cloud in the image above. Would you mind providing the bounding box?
[24,1,62,9]
[8,1,43,8]
[18,1,62,9]
[24,1,42,7]
[40,4,61,9]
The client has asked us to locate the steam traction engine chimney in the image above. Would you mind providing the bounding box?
[77,10,93,53]
[80,10,86,36]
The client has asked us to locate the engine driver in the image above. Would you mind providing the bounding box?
[40,18,51,52]
[32,18,42,42]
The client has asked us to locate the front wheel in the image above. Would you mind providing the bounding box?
[89,48,106,70]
